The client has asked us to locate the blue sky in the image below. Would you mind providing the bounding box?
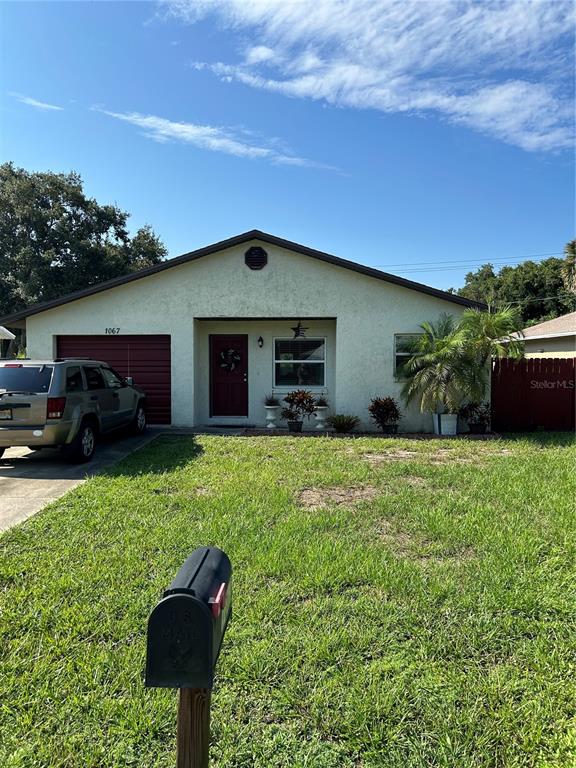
[0,0,573,290]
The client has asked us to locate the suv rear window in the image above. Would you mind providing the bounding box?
[66,366,84,392]
[0,365,54,393]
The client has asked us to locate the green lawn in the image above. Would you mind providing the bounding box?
[1,434,575,767]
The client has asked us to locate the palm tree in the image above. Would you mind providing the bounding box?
[459,305,525,365]
[457,305,525,403]
[401,308,525,415]
[401,313,473,413]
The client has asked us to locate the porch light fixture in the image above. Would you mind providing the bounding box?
[291,321,308,338]
[257,336,264,348]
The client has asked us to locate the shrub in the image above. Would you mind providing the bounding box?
[264,393,280,406]
[368,396,402,430]
[459,402,491,426]
[327,414,360,433]
[315,395,329,407]
[282,389,316,421]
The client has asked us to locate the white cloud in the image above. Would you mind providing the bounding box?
[163,0,574,152]
[245,45,276,65]
[95,108,337,169]
[10,92,64,111]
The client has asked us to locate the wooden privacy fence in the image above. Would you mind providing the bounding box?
[491,357,575,432]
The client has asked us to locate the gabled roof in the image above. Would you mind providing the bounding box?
[521,311,576,339]
[0,229,485,325]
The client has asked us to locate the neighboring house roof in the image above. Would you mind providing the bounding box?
[0,229,485,325]
[520,311,576,340]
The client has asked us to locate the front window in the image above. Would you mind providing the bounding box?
[83,366,105,390]
[0,364,53,393]
[394,334,422,378]
[274,338,325,387]
[101,367,124,389]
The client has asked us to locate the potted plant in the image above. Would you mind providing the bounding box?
[263,393,280,429]
[327,414,360,433]
[368,396,402,433]
[313,395,329,430]
[281,389,316,432]
[459,402,491,434]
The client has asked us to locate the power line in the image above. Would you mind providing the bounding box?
[495,293,575,306]
[370,251,563,270]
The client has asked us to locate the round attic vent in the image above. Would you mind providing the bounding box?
[244,246,268,270]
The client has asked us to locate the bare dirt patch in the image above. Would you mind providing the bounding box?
[297,485,379,510]
[364,449,476,465]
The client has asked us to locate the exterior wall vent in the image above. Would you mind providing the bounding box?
[244,246,268,270]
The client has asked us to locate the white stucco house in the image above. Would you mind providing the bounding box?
[0,230,484,431]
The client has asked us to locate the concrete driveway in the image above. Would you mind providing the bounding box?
[0,430,159,533]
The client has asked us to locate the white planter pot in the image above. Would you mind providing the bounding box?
[314,406,328,430]
[432,413,458,436]
[264,405,280,429]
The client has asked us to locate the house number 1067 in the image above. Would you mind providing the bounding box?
[105,327,120,335]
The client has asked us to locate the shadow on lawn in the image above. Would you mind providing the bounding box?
[103,435,205,477]
[500,431,575,448]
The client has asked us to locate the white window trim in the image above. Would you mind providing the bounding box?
[272,336,326,389]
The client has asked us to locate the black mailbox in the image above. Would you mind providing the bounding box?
[146,547,232,690]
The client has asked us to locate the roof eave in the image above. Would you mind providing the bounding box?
[0,229,485,325]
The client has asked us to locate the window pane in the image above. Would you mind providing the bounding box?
[275,339,325,361]
[66,366,83,392]
[83,366,105,390]
[395,334,421,354]
[395,356,410,378]
[0,365,53,393]
[101,367,123,389]
[275,363,325,387]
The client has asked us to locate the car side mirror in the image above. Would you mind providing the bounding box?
[125,376,133,386]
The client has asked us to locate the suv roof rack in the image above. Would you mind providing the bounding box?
[54,357,94,362]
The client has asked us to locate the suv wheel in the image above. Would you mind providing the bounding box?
[65,422,97,463]
[130,403,147,435]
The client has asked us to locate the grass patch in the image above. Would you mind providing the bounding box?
[1,433,575,767]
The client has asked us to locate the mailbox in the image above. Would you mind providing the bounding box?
[146,546,232,690]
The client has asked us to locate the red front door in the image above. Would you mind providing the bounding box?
[210,335,249,417]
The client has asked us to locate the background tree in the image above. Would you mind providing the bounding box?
[561,240,576,294]
[456,250,576,325]
[0,163,167,317]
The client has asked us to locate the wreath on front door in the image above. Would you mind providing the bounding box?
[220,348,241,372]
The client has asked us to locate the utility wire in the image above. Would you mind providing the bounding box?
[370,251,563,270]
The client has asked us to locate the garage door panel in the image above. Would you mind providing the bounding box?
[56,335,171,424]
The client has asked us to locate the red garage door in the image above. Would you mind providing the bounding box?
[56,335,171,424]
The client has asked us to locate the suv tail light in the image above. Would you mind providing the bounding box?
[47,397,66,419]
